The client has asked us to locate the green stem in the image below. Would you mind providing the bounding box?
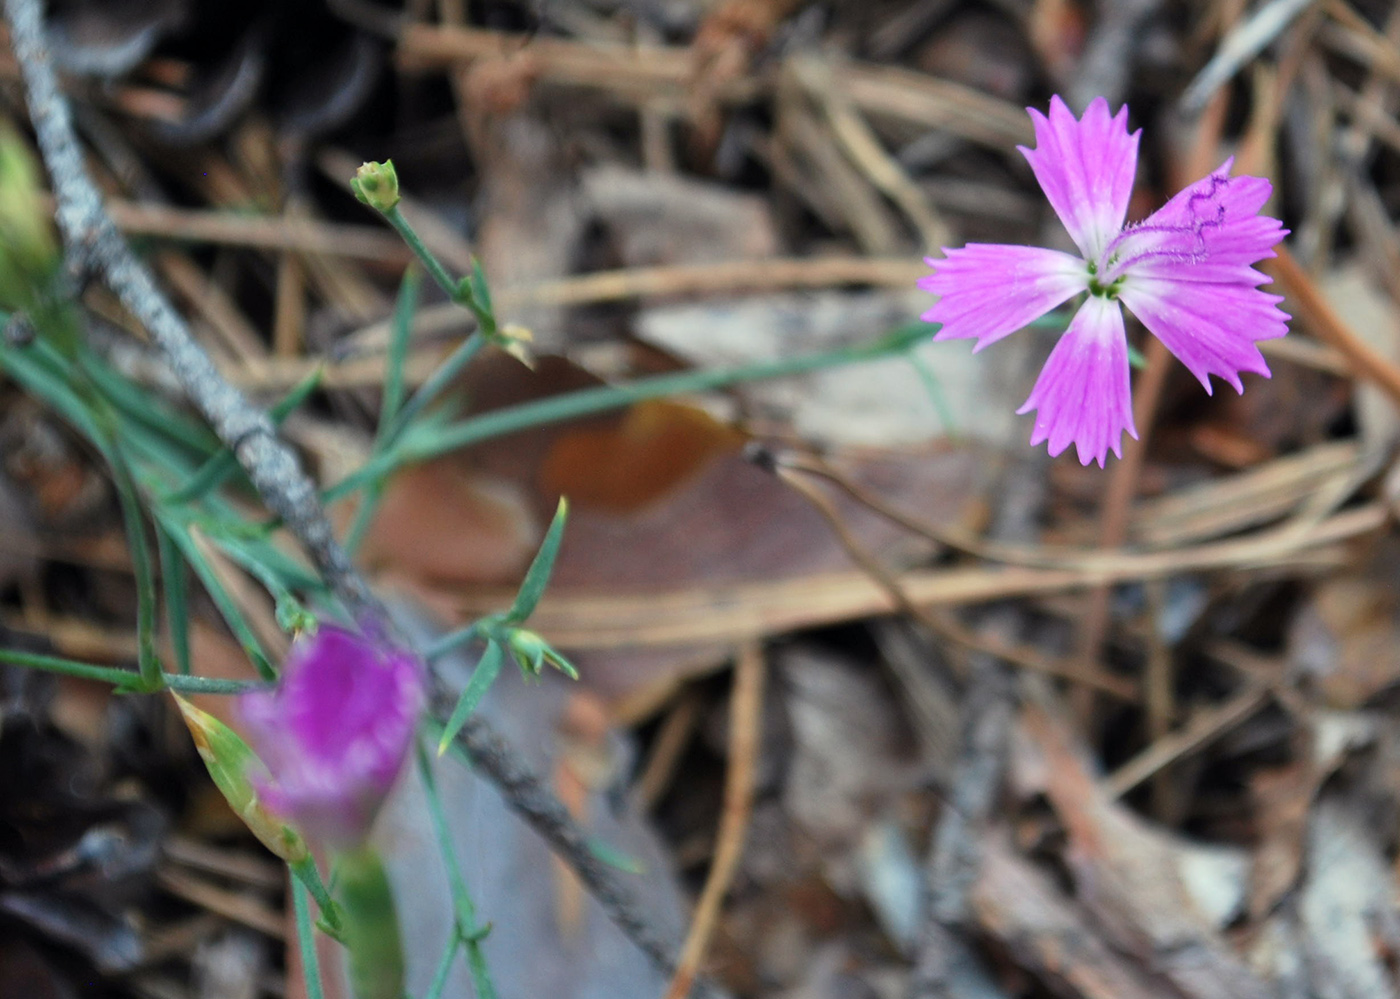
[164,365,324,504]
[109,443,161,689]
[379,267,422,438]
[384,206,466,306]
[0,647,267,694]
[157,526,192,676]
[292,879,327,999]
[422,621,483,664]
[289,855,346,941]
[325,324,924,504]
[0,647,143,687]
[423,933,463,999]
[341,480,382,559]
[381,331,485,446]
[164,674,267,694]
[416,739,497,999]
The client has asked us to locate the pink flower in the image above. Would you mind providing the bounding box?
[240,626,424,847]
[920,96,1289,466]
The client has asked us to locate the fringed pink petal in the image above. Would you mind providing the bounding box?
[920,243,1086,350]
[1017,297,1137,467]
[1020,96,1140,261]
[1118,277,1286,394]
[240,626,424,847]
[1104,162,1288,283]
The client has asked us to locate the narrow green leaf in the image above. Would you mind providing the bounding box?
[437,639,504,754]
[381,331,484,447]
[109,443,161,690]
[160,514,274,679]
[79,349,220,453]
[341,481,382,559]
[906,350,959,440]
[0,340,112,458]
[214,531,325,594]
[323,326,927,504]
[423,619,486,664]
[507,497,568,623]
[157,525,192,675]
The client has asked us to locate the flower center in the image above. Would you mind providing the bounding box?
[1085,260,1123,300]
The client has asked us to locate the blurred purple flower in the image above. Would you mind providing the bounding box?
[920,95,1289,466]
[240,626,424,847]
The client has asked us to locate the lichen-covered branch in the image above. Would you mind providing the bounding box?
[4,0,374,618]
[4,0,700,984]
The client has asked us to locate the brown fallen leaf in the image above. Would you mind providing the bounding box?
[362,351,986,704]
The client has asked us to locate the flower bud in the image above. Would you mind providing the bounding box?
[172,694,310,864]
[505,627,578,680]
[350,161,400,213]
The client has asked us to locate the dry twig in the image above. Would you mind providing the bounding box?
[662,641,765,999]
[5,0,702,983]
[5,0,373,617]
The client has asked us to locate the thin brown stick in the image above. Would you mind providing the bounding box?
[774,463,1139,699]
[439,503,1380,648]
[337,255,927,353]
[396,25,1030,150]
[99,198,411,261]
[631,693,703,813]
[663,641,765,999]
[1102,684,1270,798]
[1142,580,1179,820]
[1268,244,1400,409]
[156,868,285,939]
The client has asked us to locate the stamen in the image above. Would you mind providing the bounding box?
[1099,172,1231,282]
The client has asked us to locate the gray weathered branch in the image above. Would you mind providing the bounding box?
[4,0,698,986]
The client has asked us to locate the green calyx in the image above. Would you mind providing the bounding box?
[351,161,401,213]
[337,846,406,999]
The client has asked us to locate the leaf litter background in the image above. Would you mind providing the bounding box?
[2,0,1400,996]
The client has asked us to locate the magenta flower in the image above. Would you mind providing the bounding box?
[920,96,1289,466]
[240,626,424,847]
